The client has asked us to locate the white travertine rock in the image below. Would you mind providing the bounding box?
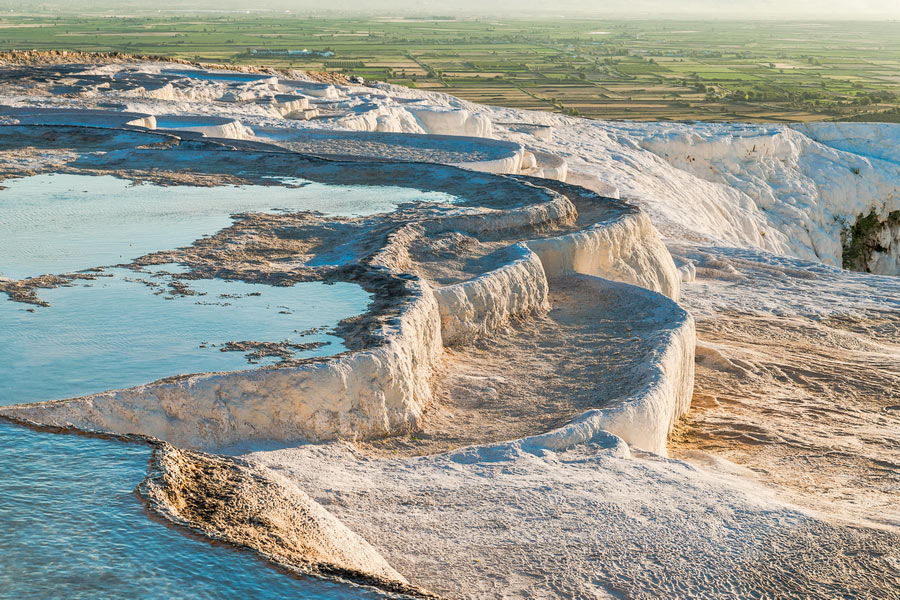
[407,106,494,138]
[433,244,550,346]
[528,210,681,301]
[279,80,339,99]
[638,123,900,275]
[140,444,411,588]
[564,172,620,198]
[678,261,697,283]
[457,274,694,456]
[153,116,253,139]
[452,145,524,175]
[0,106,156,130]
[427,188,576,236]
[530,151,568,182]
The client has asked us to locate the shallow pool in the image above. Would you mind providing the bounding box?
[0,421,387,599]
[0,165,412,598]
[0,173,457,279]
[154,117,232,129]
[0,269,369,405]
[164,69,274,83]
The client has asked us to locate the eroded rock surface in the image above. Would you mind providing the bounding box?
[139,443,434,598]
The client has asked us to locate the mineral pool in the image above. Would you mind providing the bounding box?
[163,69,274,83]
[153,117,234,129]
[0,170,415,598]
[0,269,370,405]
[0,173,458,280]
[0,421,389,599]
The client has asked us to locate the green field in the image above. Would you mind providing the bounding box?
[2,15,900,122]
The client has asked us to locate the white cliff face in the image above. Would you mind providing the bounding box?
[636,123,900,274]
[794,122,900,166]
[488,114,900,276]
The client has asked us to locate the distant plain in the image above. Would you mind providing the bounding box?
[2,16,900,122]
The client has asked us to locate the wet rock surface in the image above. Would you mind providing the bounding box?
[139,443,436,598]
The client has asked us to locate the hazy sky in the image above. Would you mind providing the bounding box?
[5,0,900,19]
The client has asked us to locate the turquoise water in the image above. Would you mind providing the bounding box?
[0,269,369,406]
[0,173,457,279]
[0,421,387,600]
[155,117,231,128]
[0,170,429,598]
[164,69,272,82]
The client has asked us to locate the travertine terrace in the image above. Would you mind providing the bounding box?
[1,54,898,599]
